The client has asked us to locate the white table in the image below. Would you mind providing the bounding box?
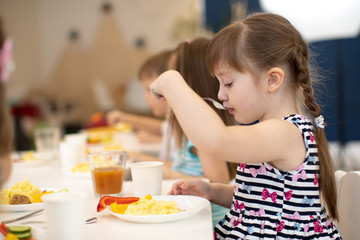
[1,160,213,240]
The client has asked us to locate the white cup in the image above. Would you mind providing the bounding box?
[59,142,83,174]
[130,161,164,197]
[42,191,88,240]
[65,133,87,162]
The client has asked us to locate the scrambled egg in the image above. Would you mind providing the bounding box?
[0,179,41,205]
[124,194,180,215]
[71,162,91,173]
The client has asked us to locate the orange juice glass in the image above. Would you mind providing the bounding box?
[89,150,127,197]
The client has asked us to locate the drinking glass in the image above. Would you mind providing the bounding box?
[89,150,127,197]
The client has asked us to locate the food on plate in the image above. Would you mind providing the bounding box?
[86,123,132,144]
[0,179,40,205]
[71,162,90,173]
[9,195,31,205]
[114,122,132,132]
[11,151,40,163]
[97,196,140,212]
[0,179,66,205]
[102,143,124,151]
[0,222,33,240]
[110,194,181,215]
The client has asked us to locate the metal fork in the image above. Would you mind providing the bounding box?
[3,209,44,224]
[20,217,98,225]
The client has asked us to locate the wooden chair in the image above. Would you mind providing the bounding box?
[337,171,360,239]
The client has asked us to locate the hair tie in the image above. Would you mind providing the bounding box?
[314,115,325,129]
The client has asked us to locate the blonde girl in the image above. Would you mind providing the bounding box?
[151,13,341,239]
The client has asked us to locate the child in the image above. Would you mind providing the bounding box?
[106,50,174,161]
[164,37,237,226]
[0,18,14,187]
[151,13,341,239]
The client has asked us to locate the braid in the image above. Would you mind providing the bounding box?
[293,41,339,221]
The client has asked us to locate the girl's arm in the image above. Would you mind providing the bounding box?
[209,182,234,208]
[151,70,303,170]
[196,148,231,184]
[107,110,163,136]
[170,179,234,208]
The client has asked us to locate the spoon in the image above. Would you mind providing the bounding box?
[202,98,228,110]
[152,89,228,110]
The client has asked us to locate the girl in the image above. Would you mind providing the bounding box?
[151,13,341,239]
[165,37,237,184]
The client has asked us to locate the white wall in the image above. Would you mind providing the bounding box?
[0,0,204,103]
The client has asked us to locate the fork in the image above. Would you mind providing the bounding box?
[3,209,44,224]
[20,217,98,225]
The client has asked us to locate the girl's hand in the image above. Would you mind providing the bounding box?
[150,70,183,101]
[169,179,211,200]
[106,109,125,126]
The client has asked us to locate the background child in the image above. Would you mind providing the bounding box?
[165,37,237,182]
[0,17,13,187]
[106,50,175,161]
[163,37,237,226]
[151,13,341,239]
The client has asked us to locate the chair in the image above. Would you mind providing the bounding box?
[337,171,360,239]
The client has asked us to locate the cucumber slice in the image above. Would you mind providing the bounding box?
[13,231,32,239]
[8,225,31,233]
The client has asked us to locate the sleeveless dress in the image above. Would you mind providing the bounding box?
[214,114,342,239]
[172,140,231,227]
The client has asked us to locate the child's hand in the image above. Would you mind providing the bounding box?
[151,88,165,100]
[150,70,183,101]
[106,109,125,126]
[168,179,211,200]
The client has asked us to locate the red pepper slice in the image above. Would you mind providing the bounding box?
[97,196,139,212]
[0,222,8,237]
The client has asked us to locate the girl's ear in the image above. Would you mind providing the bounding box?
[266,67,285,93]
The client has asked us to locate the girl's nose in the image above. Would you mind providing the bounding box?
[218,88,228,102]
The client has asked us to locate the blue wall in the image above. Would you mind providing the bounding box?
[205,0,360,142]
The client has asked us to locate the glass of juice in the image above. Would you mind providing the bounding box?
[89,150,127,197]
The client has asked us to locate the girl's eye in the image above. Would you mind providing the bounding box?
[224,82,233,87]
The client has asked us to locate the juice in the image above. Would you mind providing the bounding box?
[91,166,125,195]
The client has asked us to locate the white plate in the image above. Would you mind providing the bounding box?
[0,202,43,212]
[0,226,46,240]
[108,195,210,223]
[11,152,48,168]
[12,160,46,168]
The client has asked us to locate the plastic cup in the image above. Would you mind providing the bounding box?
[65,133,87,162]
[130,161,164,197]
[89,150,127,197]
[42,191,88,240]
[59,141,84,174]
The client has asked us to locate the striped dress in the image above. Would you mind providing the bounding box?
[214,114,342,239]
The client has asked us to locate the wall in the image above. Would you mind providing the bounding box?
[0,0,205,125]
